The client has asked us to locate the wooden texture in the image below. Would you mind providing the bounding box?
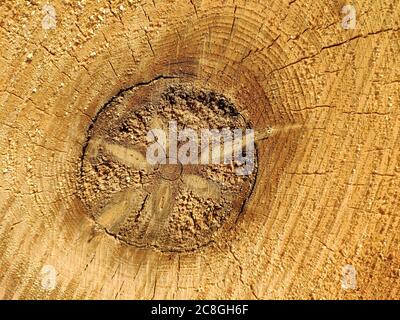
[0,0,399,299]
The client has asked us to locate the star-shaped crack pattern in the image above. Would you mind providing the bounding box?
[79,82,257,252]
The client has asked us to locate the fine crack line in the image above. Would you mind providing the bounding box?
[266,27,399,78]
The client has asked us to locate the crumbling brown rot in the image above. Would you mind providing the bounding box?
[79,78,258,252]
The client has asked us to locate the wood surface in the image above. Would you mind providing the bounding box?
[0,0,399,299]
